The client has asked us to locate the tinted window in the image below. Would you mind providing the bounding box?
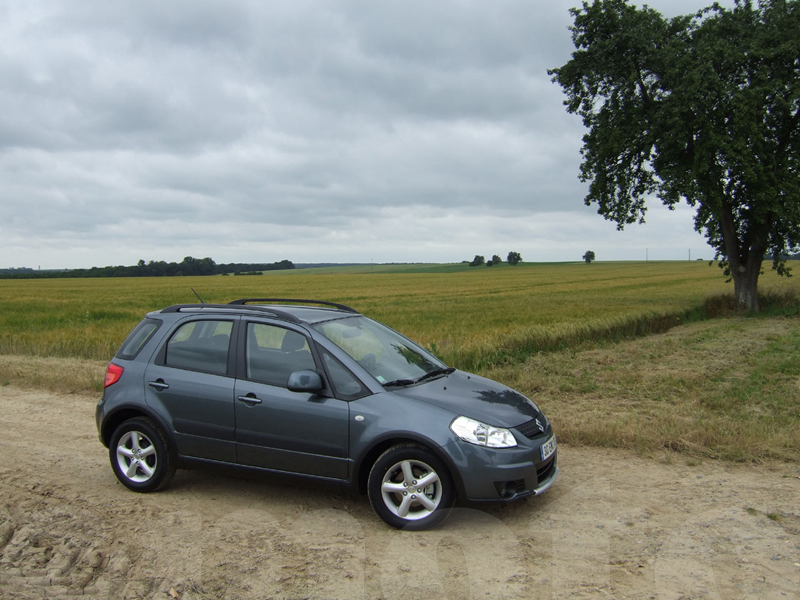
[117,318,162,360]
[246,323,316,387]
[322,351,367,400]
[165,320,233,375]
[313,316,444,385]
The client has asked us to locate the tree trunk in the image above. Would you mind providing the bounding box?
[717,199,769,312]
[731,261,762,311]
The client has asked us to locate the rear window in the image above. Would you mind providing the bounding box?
[116,318,162,360]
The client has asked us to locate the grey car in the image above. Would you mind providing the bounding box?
[96,298,558,529]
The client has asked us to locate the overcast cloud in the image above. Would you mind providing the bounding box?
[1,0,728,269]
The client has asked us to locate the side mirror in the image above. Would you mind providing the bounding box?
[287,370,323,394]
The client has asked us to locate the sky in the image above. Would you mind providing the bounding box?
[0,0,729,270]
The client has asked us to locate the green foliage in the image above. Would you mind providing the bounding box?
[583,250,596,263]
[507,251,522,266]
[549,0,800,309]
[0,257,295,279]
[469,255,486,267]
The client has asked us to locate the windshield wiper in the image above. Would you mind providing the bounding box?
[414,367,456,384]
[382,368,455,388]
[382,378,416,387]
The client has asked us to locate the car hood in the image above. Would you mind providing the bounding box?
[392,370,541,428]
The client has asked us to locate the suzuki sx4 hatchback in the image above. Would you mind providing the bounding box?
[97,299,558,529]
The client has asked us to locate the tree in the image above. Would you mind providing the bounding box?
[583,250,596,263]
[469,255,486,267]
[492,254,503,265]
[549,0,800,310]
[507,251,522,266]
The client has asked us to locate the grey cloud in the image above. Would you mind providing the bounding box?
[0,0,724,269]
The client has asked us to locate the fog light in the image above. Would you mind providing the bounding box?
[494,479,524,499]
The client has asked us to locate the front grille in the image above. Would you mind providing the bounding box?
[515,417,547,439]
[537,456,555,483]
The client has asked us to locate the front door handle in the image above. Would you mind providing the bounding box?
[237,393,262,405]
[148,379,169,391]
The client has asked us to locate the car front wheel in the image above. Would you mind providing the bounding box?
[109,417,175,492]
[367,443,455,530]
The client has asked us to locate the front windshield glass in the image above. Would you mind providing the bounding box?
[313,316,446,385]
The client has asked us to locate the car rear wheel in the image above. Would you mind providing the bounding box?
[109,417,175,492]
[367,443,455,530]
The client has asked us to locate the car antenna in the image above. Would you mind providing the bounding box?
[191,288,206,304]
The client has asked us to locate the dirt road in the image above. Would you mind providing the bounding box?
[0,386,798,599]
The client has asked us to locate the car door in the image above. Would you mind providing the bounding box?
[233,321,350,480]
[144,317,238,463]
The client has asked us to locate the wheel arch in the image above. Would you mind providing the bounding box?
[101,405,174,450]
[353,434,465,500]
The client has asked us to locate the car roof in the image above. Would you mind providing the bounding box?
[156,298,360,326]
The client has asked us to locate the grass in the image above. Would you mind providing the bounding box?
[767,513,783,522]
[0,261,774,366]
[0,354,106,395]
[1,261,799,462]
[483,315,800,462]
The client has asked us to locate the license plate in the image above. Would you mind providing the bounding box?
[541,435,557,461]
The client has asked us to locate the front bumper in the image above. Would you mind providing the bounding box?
[532,464,559,495]
[442,434,559,502]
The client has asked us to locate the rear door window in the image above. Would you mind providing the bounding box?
[164,320,233,375]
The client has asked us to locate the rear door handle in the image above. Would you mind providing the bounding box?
[237,393,262,405]
[148,379,169,391]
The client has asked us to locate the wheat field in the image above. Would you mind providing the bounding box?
[1,261,794,366]
[2,261,798,461]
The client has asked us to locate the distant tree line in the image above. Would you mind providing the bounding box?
[0,257,295,279]
[465,252,522,267]
[766,252,800,261]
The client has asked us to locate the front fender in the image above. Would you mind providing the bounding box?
[347,393,466,498]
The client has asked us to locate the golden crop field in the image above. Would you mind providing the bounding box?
[1,261,795,367]
[2,261,798,462]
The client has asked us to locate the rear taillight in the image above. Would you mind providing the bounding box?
[104,363,124,388]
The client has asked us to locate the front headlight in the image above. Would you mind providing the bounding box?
[450,416,518,448]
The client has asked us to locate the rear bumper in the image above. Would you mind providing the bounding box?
[95,401,107,446]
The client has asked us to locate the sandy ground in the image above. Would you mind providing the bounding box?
[0,386,798,600]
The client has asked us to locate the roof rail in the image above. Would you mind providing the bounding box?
[228,298,359,314]
[160,303,302,324]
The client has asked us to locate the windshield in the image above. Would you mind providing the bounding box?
[313,316,446,385]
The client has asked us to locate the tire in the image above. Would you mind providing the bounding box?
[109,417,176,493]
[367,443,455,530]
